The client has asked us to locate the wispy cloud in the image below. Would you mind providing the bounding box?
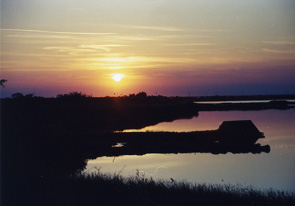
[43,44,130,54]
[43,46,76,52]
[43,46,106,56]
[198,29,230,33]
[110,35,158,41]
[79,44,130,52]
[5,34,77,40]
[164,43,212,46]
[262,41,295,45]
[79,56,196,65]
[1,51,69,58]
[110,34,213,42]
[124,25,184,32]
[0,28,115,35]
[262,48,295,54]
[158,34,213,39]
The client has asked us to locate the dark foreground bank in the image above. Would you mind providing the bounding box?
[7,170,294,206]
[1,93,295,205]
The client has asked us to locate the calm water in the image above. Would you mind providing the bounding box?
[194,99,295,104]
[84,109,295,192]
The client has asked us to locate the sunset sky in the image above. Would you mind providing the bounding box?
[1,0,295,97]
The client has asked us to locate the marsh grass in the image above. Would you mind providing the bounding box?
[53,169,295,206]
[3,166,294,206]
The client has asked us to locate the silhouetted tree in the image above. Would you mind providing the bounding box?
[0,79,7,88]
[56,92,90,99]
[11,92,24,99]
[25,93,35,98]
[128,93,136,98]
[11,93,36,99]
[136,92,147,98]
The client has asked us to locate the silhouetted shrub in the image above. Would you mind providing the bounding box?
[11,92,24,99]
[25,93,34,98]
[136,91,147,98]
[56,92,91,99]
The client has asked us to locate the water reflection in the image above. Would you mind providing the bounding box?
[86,150,295,192]
[85,110,295,192]
[194,99,295,104]
[124,110,295,147]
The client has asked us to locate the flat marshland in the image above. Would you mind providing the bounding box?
[1,93,295,205]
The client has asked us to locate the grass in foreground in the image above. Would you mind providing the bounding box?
[26,169,293,206]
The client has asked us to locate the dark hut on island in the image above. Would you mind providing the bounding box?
[217,120,264,145]
[100,120,269,156]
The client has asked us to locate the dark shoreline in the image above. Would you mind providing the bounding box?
[1,95,294,142]
[1,94,294,133]
[1,94,294,205]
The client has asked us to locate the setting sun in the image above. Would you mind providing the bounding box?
[112,74,124,82]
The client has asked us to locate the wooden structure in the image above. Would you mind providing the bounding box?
[217,120,264,145]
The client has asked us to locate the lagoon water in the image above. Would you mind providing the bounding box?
[194,99,295,104]
[85,110,295,192]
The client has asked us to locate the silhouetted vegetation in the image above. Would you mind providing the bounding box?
[56,91,92,99]
[11,92,24,98]
[68,171,294,206]
[0,79,7,88]
[1,92,199,205]
[2,92,199,136]
[11,92,44,99]
[1,92,294,205]
[5,169,294,206]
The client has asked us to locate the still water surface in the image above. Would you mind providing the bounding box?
[85,110,295,192]
[194,99,295,104]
